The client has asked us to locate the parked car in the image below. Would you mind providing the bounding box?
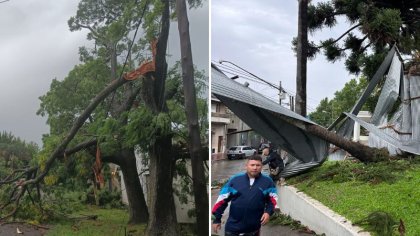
[227,146,257,160]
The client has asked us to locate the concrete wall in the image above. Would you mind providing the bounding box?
[278,185,370,236]
[211,123,227,153]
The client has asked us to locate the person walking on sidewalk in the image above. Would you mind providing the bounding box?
[262,147,284,182]
[212,155,279,236]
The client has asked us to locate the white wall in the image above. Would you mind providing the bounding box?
[120,151,207,223]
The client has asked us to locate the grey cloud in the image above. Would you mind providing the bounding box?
[212,0,354,113]
[1,0,208,146]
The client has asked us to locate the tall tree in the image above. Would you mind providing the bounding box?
[175,0,208,234]
[137,0,180,234]
[289,1,419,163]
[295,0,309,116]
[303,0,419,76]
[64,0,152,224]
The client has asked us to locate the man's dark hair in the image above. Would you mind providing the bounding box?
[247,155,262,162]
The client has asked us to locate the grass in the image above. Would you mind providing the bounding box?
[46,206,146,236]
[46,205,196,236]
[287,159,420,236]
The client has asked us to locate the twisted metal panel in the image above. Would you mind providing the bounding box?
[212,64,328,166]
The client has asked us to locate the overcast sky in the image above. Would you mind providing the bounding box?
[212,0,356,113]
[0,0,208,146]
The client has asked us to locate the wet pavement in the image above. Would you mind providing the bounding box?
[211,159,312,236]
[211,159,247,182]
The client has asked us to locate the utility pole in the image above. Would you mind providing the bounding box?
[279,81,282,105]
[290,95,295,112]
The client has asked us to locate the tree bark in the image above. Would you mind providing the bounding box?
[295,0,308,116]
[144,0,178,234]
[305,124,382,162]
[176,0,208,233]
[118,149,149,224]
[145,135,178,235]
[63,140,149,224]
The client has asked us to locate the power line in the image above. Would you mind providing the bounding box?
[218,68,273,86]
[214,60,324,111]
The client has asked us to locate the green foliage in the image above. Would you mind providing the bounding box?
[355,211,399,236]
[309,76,372,127]
[288,159,420,235]
[4,186,86,223]
[321,39,343,62]
[269,213,306,230]
[84,187,123,209]
[173,159,193,205]
[37,59,111,135]
[0,131,39,169]
[32,0,208,227]
[305,0,419,75]
[361,8,402,46]
[123,106,159,149]
[291,159,414,186]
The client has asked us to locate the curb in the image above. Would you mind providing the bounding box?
[278,185,370,236]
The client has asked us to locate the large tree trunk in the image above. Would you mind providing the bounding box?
[272,112,388,162]
[118,149,149,224]
[71,143,149,224]
[305,124,382,162]
[176,0,208,233]
[145,135,178,235]
[144,0,178,234]
[295,0,308,116]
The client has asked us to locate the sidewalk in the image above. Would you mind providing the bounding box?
[211,152,227,161]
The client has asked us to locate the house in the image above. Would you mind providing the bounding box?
[211,95,264,160]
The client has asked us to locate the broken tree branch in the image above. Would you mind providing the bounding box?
[23,77,129,186]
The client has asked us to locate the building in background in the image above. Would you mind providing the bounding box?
[211,95,265,160]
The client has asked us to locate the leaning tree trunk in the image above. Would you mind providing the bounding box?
[118,149,149,224]
[295,0,308,116]
[66,140,150,224]
[305,124,382,162]
[176,0,208,233]
[272,111,389,163]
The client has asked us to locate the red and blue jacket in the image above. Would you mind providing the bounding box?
[212,172,279,233]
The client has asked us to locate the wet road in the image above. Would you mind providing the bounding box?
[211,159,312,236]
[211,159,270,184]
[211,159,247,183]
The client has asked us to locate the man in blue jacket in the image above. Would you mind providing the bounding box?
[212,155,279,236]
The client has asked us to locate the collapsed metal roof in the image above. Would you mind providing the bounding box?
[212,46,420,177]
[331,46,420,156]
[212,63,329,177]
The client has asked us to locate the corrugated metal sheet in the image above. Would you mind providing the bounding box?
[341,47,420,155]
[212,63,328,177]
[212,46,419,177]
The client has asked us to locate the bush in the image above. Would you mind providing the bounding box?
[84,186,123,208]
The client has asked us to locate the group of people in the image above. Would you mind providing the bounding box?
[212,147,285,236]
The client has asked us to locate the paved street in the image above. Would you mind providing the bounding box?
[211,159,247,182]
[211,159,271,183]
[211,159,312,236]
